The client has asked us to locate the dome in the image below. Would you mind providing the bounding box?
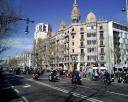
[86,12,96,22]
[71,0,80,23]
[72,6,80,18]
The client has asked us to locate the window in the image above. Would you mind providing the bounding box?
[43,25,46,31]
[99,26,103,29]
[87,55,96,61]
[39,25,42,31]
[87,33,91,37]
[81,49,84,53]
[87,56,90,61]
[100,41,103,45]
[100,31,104,39]
[80,41,84,46]
[87,47,96,53]
[72,28,74,31]
[87,48,91,53]
[72,42,74,46]
[92,33,96,37]
[72,49,74,53]
[101,48,104,53]
[72,35,74,39]
[91,26,94,29]
[101,56,104,60]
[80,32,84,34]
[87,40,91,45]
[81,35,84,39]
[80,56,84,61]
[80,27,84,31]
[92,40,96,45]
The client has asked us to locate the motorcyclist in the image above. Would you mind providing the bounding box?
[49,69,59,81]
[33,68,40,80]
[103,70,111,85]
[72,68,80,79]
[72,68,82,84]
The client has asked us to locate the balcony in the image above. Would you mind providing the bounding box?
[80,53,85,56]
[71,31,76,35]
[100,52,105,55]
[80,32,84,34]
[100,37,104,40]
[80,45,85,48]
[65,34,69,38]
[64,39,69,43]
[80,38,85,41]
[100,44,105,47]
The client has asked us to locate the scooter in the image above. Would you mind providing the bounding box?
[33,73,39,80]
[103,78,111,85]
[122,75,128,83]
[48,70,59,82]
[71,75,82,85]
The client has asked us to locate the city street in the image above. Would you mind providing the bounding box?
[0,0,128,102]
[2,72,128,102]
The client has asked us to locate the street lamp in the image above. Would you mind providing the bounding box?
[121,0,128,23]
[0,13,34,34]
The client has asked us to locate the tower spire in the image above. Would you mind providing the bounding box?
[71,0,80,23]
[74,0,77,5]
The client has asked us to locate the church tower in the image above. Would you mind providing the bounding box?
[71,0,80,23]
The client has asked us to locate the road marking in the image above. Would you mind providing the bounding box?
[39,77,49,80]
[22,96,29,102]
[15,75,24,78]
[14,89,20,94]
[60,81,67,83]
[76,84,128,97]
[23,84,31,88]
[27,78,103,102]
[11,86,14,89]
[107,91,128,97]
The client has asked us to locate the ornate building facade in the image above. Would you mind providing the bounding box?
[34,0,128,72]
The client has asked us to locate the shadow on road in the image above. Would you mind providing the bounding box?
[64,81,110,102]
[0,71,25,102]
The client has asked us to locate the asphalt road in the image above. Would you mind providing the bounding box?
[3,72,128,102]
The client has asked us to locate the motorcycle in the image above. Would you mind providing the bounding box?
[71,74,82,85]
[33,73,39,80]
[117,77,122,83]
[103,78,111,85]
[122,75,128,83]
[48,70,59,82]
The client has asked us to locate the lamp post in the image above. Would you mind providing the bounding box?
[0,13,34,34]
[122,0,128,23]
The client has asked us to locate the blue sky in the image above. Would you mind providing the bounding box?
[0,0,127,59]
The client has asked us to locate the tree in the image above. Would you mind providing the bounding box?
[0,0,20,54]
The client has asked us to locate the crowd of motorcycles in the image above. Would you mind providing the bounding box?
[32,68,82,85]
[32,68,118,86]
[12,68,128,86]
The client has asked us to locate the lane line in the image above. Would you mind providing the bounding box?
[27,78,103,102]
[107,91,128,97]
[75,83,128,97]
[20,75,128,98]
[14,89,20,94]
[22,96,29,102]
[23,84,31,88]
